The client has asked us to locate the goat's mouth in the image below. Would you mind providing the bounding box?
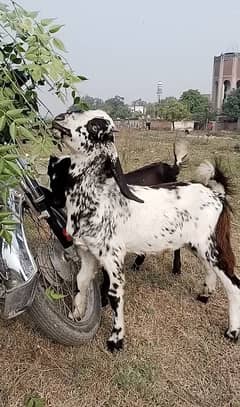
[52,121,72,139]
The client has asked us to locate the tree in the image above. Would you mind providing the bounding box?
[0,2,85,243]
[159,99,190,130]
[145,102,157,118]
[223,88,240,120]
[180,89,210,125]
[81,95,104,110]
[104,95,130,119]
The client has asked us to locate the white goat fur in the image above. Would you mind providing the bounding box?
[51,110,240,351]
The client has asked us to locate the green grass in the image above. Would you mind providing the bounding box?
[1,129,240,407]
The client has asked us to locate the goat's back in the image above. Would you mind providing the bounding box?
[125,162,179,186]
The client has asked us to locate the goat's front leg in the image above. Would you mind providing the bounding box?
[71,247,97,320]
[101,251,125,352]
[100,268,109,307]
[172,249,181,274]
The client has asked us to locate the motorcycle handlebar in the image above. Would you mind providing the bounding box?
[16,157,49,212]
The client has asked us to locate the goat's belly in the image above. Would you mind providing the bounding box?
[121,204,221,255]
[123,226,185,254]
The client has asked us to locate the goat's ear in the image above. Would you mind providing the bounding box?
[48,155,59,176]
[107,156,144,203]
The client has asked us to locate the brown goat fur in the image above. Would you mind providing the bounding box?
[215,202,237,283]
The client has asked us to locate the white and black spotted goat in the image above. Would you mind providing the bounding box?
[48,138,188,306]
[51,109,240,352]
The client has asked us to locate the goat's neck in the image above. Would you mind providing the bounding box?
[70,149,109,181]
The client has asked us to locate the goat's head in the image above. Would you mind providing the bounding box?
[52,109,116,152]
[52,109,143,203]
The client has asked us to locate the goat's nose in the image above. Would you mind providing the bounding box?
[54,113,65,121]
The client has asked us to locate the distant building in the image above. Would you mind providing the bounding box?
[212,52,240,111]
[129,99,146,115]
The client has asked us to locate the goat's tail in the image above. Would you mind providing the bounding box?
[195,160,233,197]
[173,140,189,167]
[197,160,236,278]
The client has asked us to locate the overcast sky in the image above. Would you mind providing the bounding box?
[19,0,240,112]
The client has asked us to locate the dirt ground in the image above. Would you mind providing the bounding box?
[1,129,240,407]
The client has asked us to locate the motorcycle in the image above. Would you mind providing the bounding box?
[0,157,101,345]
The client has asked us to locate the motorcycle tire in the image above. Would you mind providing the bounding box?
[29,278,101,346]
[23,206,101,346]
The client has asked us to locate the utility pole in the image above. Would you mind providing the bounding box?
[157,81,163,104]
[156,81,163,118]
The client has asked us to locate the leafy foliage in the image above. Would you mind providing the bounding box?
[104,95,131,119]
[223,88,240,120]
[81,95,105,110]
[180,89,214,124]
[80,94,131,119]
[159,98,190,129]
[25,396,45,407]
[45,287,66,301]
[0,1,85,242]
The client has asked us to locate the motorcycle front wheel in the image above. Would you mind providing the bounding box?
[23,205,101,346]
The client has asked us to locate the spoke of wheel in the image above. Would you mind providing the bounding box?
[23,207,79,321]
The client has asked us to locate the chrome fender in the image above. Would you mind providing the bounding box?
[0,189,38,319]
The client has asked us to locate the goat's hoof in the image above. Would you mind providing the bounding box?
[107,339,124,352]
[101,295,108,307]
[131,263,140,272]
[196,294,209,304]
[224,329,239,342]
[172,268,181,275]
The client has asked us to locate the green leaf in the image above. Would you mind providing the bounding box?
[3,154,19,161]
[41,18,55,26]
[25,396,45,407]
[7,108,24,118]
[3,88,15,98]
[18,126,36,141]
[0,229,12,245]
[26,11,39,18]
[38,34,51,45]
[49,24,64,34]
[0,50,4,62]
[4,160,22,176]
[0,190,7,206]
[74,96,81,104]
[52,38,66,52]
[0,115,6,131]
[0,100,14,107]
[1,219,16,226]
[5,225,16,231]
[78,75,88,81]
[10,54,22,64]
[9,122,16,142]
[16,44,25,53]
[30,65,42,82]
[0,212,12,220]
[25,53,36,61]
[0,145,16,153]
[0,3,8,11]
[15,117,31,125]
[45,287,66,301]
[0,159,4,174]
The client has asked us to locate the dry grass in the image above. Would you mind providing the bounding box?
[1,129,240,407]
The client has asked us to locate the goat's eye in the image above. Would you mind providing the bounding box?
[76,126,82,133]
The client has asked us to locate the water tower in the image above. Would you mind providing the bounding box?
[211,52,240,111]
[156,81,163,103]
